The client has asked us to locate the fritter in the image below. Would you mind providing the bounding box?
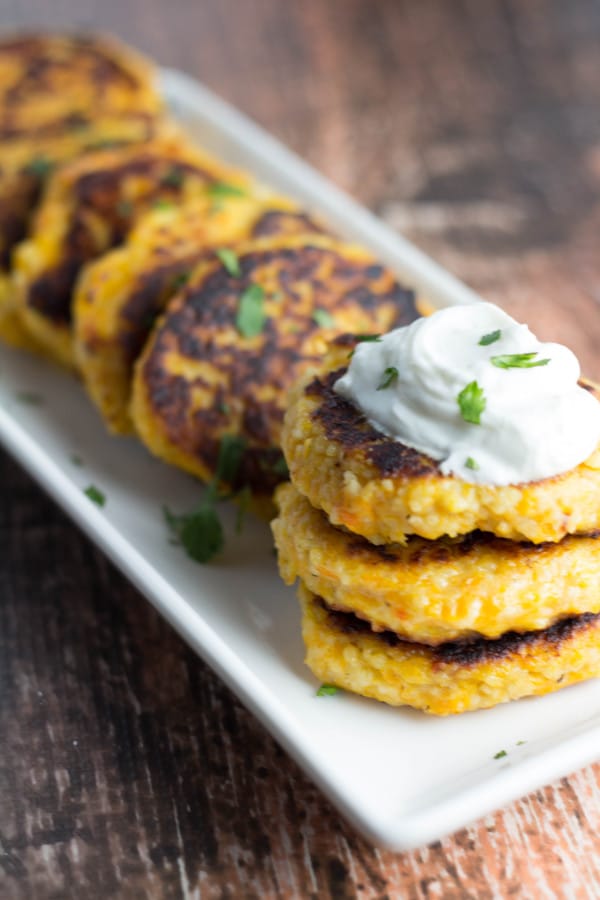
[0,32,163,350]
[299,584,600,715]
[282,340,600,544]
[273,482,600,643]
[12,131,248,367]
[130,234,418,497]
[74,193,325,434]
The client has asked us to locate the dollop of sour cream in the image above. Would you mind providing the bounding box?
[334,302,600,485]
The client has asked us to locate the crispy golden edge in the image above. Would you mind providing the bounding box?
[299,585,600,715]
[282,344,600,544]
[273,482,600,643]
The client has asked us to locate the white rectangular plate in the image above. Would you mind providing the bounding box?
[1,68,599,850]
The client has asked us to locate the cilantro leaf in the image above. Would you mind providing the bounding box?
[494,750,507,759]
[15,391,43,405]
[164,502,223,563]
[355,334,382,343]
[171,270,191,292]
[161,166,183,188]
[479,329,501,346]
[491,352,550,369]
[215,248,241,277]
[84,485,105,507]
[207,181,246,198]
[215,434,247,486]
[271,455,289,478]
[153,198,175,211]
[457,381,486,424]
[465,456,479,470]
[312,308,335,328]
[235,485,252,535]
[316,684,339,697]
[237,284,266,337]
[376,367,399,391]
[25,156,53,178]
[117,199,133,218]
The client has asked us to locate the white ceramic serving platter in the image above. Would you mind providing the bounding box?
[1,68,599,851]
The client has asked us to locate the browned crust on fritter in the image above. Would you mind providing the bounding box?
[0,171,40,267]
[250,209,326,239]
[320,597,600,669]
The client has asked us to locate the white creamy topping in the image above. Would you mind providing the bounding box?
[334,302,600,485]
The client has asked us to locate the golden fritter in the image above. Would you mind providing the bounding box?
[74,192,326,434]
[12,131,249,366]
[299,584,600,715]
[273,482,600,643]
[0,32,161,147]
[131,234,418,497]
[0,32,163,350]
[282,340,600,544]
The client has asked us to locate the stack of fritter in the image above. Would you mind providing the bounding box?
[273,338,600,715]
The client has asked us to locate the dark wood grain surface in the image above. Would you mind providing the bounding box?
[2,0,600,897]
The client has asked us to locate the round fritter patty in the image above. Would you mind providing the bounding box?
[299,584,600,715]
[273,482,600,643]
[282,340,600,544]
[74,192,326,434]
[130,234,418,496]
[0,32,161,147]
[0,32,163,350]
[12,130,248,366]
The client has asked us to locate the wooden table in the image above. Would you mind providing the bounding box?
[2,1,600,896]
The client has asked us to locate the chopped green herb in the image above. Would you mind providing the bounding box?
[84,485,105,507]
[312,308,335,328]
[207,181,246,199]
[271,456,289,478]
[457,380,486,424]
[478,329,501,346]
[491,352,550,369]
[15,391,43,405]
[215,433,247,487]
[316,684,339,697]
[235,485,252,535]
[153,198,175,211]
[117,199,133,218]
[70,454,83,467]
[161,166,183,188]
[465,456,479,470]
[171,270,190,292]
[215,248,241,277]
[493,749,507,760]
[516,740,527,746]
[376,367,399,391]
[345,333,382,359]
[164,434,249,564]
[237,284,266,337]
[355,334,382,343]
[163,502,223,563]
[25,156,53,178]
